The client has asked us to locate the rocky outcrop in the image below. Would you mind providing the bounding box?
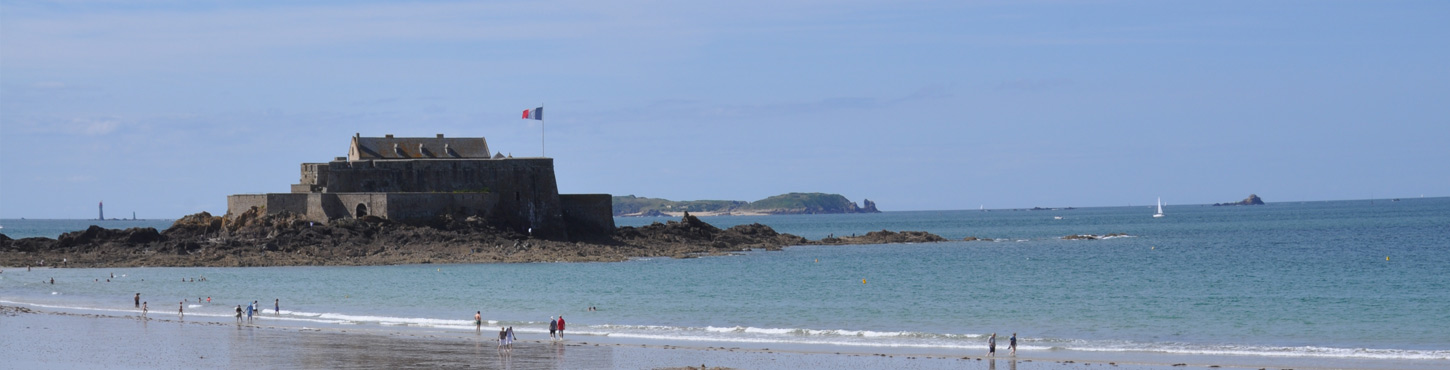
[815,230,946,245]
[860,199,880,213]
[0,209,946,268]
[1214,194,1265,206]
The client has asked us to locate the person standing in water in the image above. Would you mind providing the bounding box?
[498,327,507,347]
[506,327,516,349]
[142,302,147,314]
[549,317,557,340]
[474,312,482,329]
[557,316,566,339]
[1009,333,1017,356]
[988,333,997,356]
[178,301,184,317]
[236,305,243,322]
[134,293,141,308]
[274,299,280,315]
[245,302,253,322]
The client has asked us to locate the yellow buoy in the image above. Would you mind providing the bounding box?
[815,259,818,263]
[862,279,867,284]
[1387,256,1390,261]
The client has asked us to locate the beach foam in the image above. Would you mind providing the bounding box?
[3,297,1447,361]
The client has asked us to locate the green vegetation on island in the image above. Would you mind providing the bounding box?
[613,192,880,216]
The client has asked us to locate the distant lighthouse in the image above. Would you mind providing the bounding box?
[99,201,104,220]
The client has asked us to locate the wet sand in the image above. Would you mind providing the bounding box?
[1,304,1286,370]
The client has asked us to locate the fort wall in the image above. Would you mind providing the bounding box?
[226,137,609,241]
[560,194,616,239]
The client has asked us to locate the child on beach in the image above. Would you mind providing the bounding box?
[142,302,147,314]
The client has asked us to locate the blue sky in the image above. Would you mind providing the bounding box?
[2,0,1447,218]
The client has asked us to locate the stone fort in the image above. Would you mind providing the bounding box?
[226,133,614,241]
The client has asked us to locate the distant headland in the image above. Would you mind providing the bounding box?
[613,193,880,217]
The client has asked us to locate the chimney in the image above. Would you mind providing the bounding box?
[385,134,394,138]
[437,134,444,138]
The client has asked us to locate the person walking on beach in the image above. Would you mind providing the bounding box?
[1009,333,1017,356]
[275,299,280,315]
[245,302,254,322]
[236,305,243,322]
[135,293,141,308]
[498,327,507,347]
[506,326,516,349]
[142,302,147,314]
[549,316,558,340]
[557,316,566,339]
[988,333,997,356]
[179,301,184,317]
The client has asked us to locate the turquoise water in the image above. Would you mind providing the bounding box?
[0,218,175,239]
[2,198,1448,364]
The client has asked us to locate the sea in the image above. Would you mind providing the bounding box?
[2,198,1447,368]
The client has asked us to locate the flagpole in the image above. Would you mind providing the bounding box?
[540,103,545,157]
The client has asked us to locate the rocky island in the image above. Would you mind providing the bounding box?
[614,192,880,217]
[1,210,944,268]
[1213,194,1265,206]
[0,134,935,268]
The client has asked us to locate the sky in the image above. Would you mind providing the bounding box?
[2,0,1447,219]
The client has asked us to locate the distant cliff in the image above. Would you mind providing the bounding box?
[1214,194,1265,206]
[614,193,881,216]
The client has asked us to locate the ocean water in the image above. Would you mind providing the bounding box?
[2,198,1447,366]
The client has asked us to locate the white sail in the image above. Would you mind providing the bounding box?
[1154,197,1165,218]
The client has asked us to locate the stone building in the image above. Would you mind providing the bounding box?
[226,134,614,241]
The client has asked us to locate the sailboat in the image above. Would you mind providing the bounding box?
[1153,197,1165,218]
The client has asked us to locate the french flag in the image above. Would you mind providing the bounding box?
[522,107,543,120]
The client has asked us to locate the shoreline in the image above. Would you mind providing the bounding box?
[2,304,1437,370]
[0,304,1266,370]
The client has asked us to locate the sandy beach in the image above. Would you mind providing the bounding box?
[1,304,1401,370]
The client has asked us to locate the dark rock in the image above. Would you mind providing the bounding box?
[813,230,947,245]
[1,211,939,267]
[1213,194,1265,206]
[860,199,880,213]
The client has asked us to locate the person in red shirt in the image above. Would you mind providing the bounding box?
[557,316,565,339]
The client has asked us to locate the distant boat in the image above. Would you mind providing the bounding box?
[1053,216,1063,220]
[1153,197,1165,218]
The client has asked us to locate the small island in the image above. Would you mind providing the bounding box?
[1213,194,1266,206]
[613,192,880,217]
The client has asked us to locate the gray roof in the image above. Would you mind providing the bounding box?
[348,134,491,160]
